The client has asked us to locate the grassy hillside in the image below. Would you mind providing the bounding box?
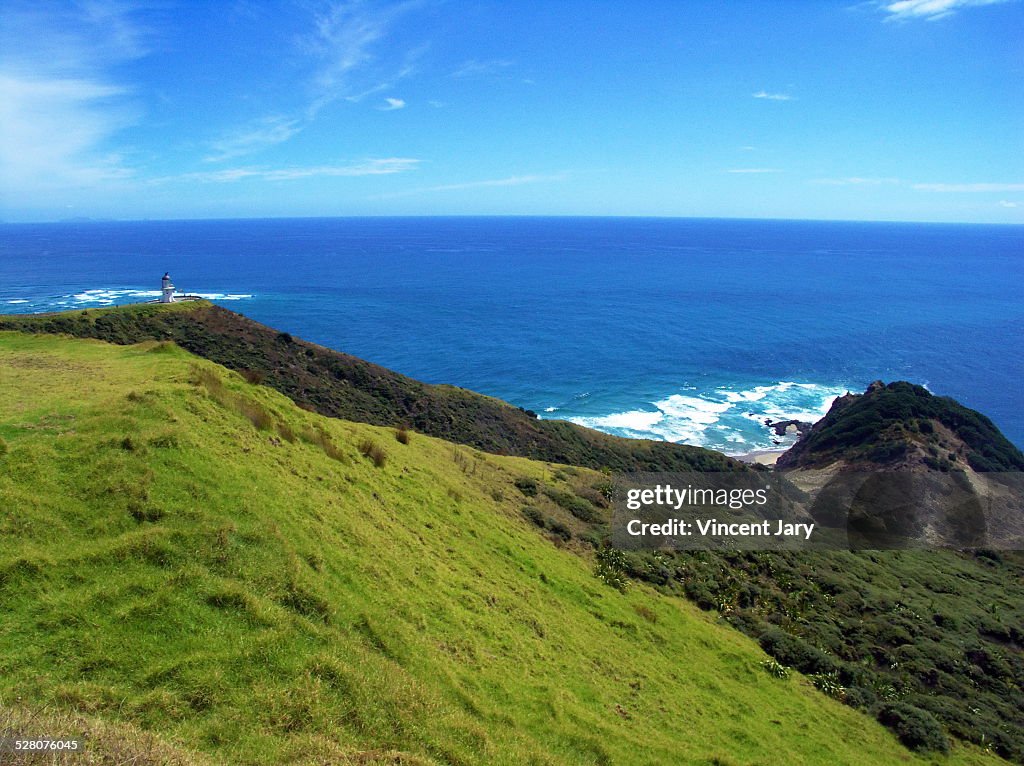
[0,302,739,474]
[0,331,996,765]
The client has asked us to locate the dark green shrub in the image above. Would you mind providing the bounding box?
[514,476,538,496]
[521,506,545,528]
[544,487,600,523]
[876,703,948,753]
[758,628,837,676]
[684,581,716,611]
[548,520,572,542]
[843,685,876,710]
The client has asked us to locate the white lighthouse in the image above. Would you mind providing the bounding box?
[160,272,176,303]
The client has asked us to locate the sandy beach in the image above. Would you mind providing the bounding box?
[733,449,786,466]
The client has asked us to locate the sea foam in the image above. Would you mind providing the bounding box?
[562,381,849,454]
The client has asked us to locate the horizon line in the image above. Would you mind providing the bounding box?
[2,213,1022,227]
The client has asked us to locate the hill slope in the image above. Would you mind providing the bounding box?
[0,331,994,765]
[0,302,739,473]
[777,380,1024,472]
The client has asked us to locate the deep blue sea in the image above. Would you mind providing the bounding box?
[2,217,1021,453]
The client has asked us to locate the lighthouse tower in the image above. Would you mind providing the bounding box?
[160,272,176,303]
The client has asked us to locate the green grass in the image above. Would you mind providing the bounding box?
[0,332,1000,765]
[0,302,743,474]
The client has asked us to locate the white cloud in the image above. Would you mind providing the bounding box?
[208,3,422,166]
[880,0,1012,21]
[204,116,303,162]
[304,1,420,116]
[0,3,146,194]
[159,157,420,184]
[912,182,1024,192]
[753,90,793,101]
[726,168,782,174]
[813,177,901,185]
[999,200,1018,207]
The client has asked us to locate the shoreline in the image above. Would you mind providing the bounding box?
[732,448,786,466]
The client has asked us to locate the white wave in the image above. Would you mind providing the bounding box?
[193,292,254,300]
[71,288,162,304]
[762,390,844,423]
[60,288,253,306]
[543,406,558,412]
[655,394,731,426]
[560,380,853,452]
[6,299,29,304]
[572,410,664,432]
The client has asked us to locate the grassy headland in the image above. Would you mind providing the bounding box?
[0,330,999,765]
[0,302,740,474]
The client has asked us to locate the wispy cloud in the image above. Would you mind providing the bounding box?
[812,176,901,185]
[752,90,793,101]
[879,0,1013,21]
[204,116,302,162]
[999,200,1019,208]
[912,182,1024,192]
[726,168,782,174]
[378,173,566,198]
[204,3,422,165]
[304,0,420,116]
[450,59,515,78]
[158,157,421,184]
[0,2,146,194]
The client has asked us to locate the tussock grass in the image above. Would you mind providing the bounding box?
[358,439,387,468]
[0,698,216,765]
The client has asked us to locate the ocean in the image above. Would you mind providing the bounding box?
[2,217,1021,453]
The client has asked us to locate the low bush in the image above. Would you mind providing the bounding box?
[548,519,572,542]
[395,427,411,445]
[758,628,837,676]
[514,476,538,496]
[876,703,949,753]
[543,487,600,523]
[521,506,545,528]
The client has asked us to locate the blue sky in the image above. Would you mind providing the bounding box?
[1,0,1021,223]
